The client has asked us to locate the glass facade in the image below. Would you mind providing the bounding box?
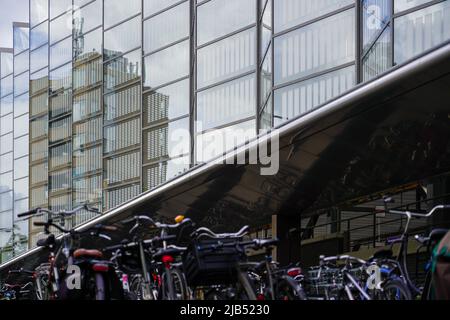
[0,0,449,263]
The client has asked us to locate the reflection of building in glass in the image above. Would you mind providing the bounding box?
[0,0,450,264]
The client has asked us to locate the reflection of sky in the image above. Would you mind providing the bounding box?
[0,0,28,48]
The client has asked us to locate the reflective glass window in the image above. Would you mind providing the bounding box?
[14,136,29,160]
[144,0,183,17]
[104,16,141,60]
[14,73,29,97]
[30,44,49,74]
[197,74,256,132]
[73,0,103,36]
[274,9,356,85]
[143,2,189,54]
[31,0,49,27]
[50,37,72,69]
[1,95,13,117]
[144,40,189,89]
[14,113,29,138]
[14,27,29,54]
[394,0,434,13]
[30,22,48,51]
[1,52,13,77]
[14,50,29,75]
[74,28,102,62]
[50,11,72,44]
[394,1,450,65]
[104,50,141,91]
[197,28,256,89]
[14,93,29,118]
[143,79,189,127]
[104,0,141,29]
[274,0,354,33]
[197,0,256,45]
[1,75,13,98]
[50,0,72,20]
[14,157,29,180]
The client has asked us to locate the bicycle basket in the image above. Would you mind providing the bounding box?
[182,238,245,287]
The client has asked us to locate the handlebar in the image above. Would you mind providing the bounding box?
[388,205,450,218]
[19,204,100,219]
[191,225,250,240]
[320,255,367,265]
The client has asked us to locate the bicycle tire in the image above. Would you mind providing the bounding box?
[274,276,308,300]
[94,273,106,301]
[380,279,412,300]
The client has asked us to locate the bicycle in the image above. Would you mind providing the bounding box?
[104,215,192,300]
[369,199,450,300]
[17,204,123,300]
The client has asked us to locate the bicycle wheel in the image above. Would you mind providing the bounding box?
[380,279,412,300]
[274,276,307,300]
[421,271,434,300]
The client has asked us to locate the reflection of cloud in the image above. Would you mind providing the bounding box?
[0,0,28,47]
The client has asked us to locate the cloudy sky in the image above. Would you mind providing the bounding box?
[0,0,29,48]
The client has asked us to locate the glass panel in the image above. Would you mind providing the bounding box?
[197,0,256,45]
[31,163,48,185]
[14,72,29,97]
[14,114,29,138]
[274,66,356,125]
[14,27,29,54]
[31,0,49,28]
[1,134,13,155]
[1,114,13,135]
[104,50,141,91]
[0,173,13,192]
[30,68,49,95]
[144,40,189,88]
[394,1,450,65]
[105,151,140,185]
[73,88,102,122]
[1,75,13,98]
[1,52,13,77]
[143,1,189,54]
[260,46,272,107]
[50,11,72,44]
[73,175,102,205]
[0,153,13,173]
[104,16,141,60]
[1,95,13,116]
[50,0,72,20]
[143,156,190,191]
[394,0,434,13]
[50,37,72,70]
[104,117,141,153]
[31,116,48,140]
[74,58,102,90]
[143,117,190,162]
[73,0,103,36]
[197,28,256,89]
[14,50,29,75]
[143,79,189,127]
[259,98,273,131]
[274,9,356,85]
[30,44,49,74]
[50,90,72,118]
[196,120,256,163]
[73,117,102,149]
[363,26,392,81]
[104,84,141,122]
[0,192,13,212]
[14,157,29,180]
[31,92,48,117]
[49,142,71,169]
[104,0,141,29]
[49,116,71,143]
[197,74,256,132]
[144,0,183,17]
[104,183,140,211]
[73,28,102,63]
[14,177,29,200]
[30,22,48,51]
[362,0,391,51]
[49,169,71,192]
[31,139,48,163]
[274,0,354,33]
[50,63,72,92]
[30,185,48,208]
[73,146,102,177]
[14,93,29,117]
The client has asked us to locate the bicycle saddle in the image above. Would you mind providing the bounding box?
[73,249,103,259]
[370,248,394,261]
[36,234,57,248]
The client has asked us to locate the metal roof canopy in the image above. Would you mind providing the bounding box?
[1,42,450,279]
